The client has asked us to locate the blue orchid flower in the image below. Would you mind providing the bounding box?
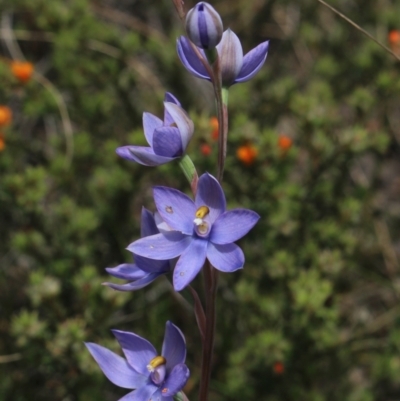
[129,173,260,291]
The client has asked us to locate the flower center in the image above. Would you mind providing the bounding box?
[194,206,210,237]
[147,355,167,385]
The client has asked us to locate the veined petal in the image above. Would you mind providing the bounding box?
[134,255,170,273]
[106,264,147,280]
[161,364,190,396]
[118,384,159,401]
[85,342,146,389]
[207,242,244,272]
[173,237,208,291]
[141,207,159,237]
[217,29,243,86]
[195,173,226,223]
[235,41,269,83]
[162,322,186,373]
[116,146,175,167]
[143,112,163,145]
[176,36,211,81]
[210,209,260,244]
[153,187,195,234]
[112,330,157,376]
[128,233,191,260]
[152,127,183,157]
[164,93,181,126]
[104,272,161,292]
[163,102,194,151]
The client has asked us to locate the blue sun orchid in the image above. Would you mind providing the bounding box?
[177,29,269,87]
[128,173,260,291]
[116,93,194,166]
[85,321,189,401]
[104,208,172,291]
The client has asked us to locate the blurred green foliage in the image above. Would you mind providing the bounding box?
[1,0,400,400]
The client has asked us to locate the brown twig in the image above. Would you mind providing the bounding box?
[317,0,400,62]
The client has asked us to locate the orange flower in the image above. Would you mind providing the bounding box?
[11,61,34,83]
[236,144,258,166]
[200,143,212,156]
[0,106,12,127]
[388,30,400,45]
[210,116,219,140]
[0,133,5,151]
[278,135,292,151]
[273,361,285,375]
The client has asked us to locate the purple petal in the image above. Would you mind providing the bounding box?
[206,242,244,272]
[128,232,192,260]
[104,272,162,292]
[106,264,147,280]
[134,255,170,273]
[163,102,194,151]
[173,237,208,291]
[112,330,157,376]
[153,187,195,234]
[152,127,183,157]
[164,93,181,125]
[85,342,146,389]
[161,364,190,396]
[176,36,211,81]
[216,29,243,86]
[195,173,226,223]
[210,209,260,244]
[116,146,175,167]
[235,41,269,83]
[141,208,158,237]
[118,384,159,401]
[143,112,163,145]
[162,322,186,373]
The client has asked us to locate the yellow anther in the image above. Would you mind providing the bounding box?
[147,356,166,372]
[195,206,210,219]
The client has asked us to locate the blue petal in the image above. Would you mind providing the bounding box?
[235,41,269,83]
[152,127,183,157]
[173,237,208,291]
[85,342,146,389]
[143,112,163,146]
[128,233,192,260]
[141,208,159,237]
[134,255,171,273]
[210,209,260,244]
[106,264,147,280]
[162,322,186,373]
[206,242,244,272]
[176,36,211,81]
[164,93,181,125]
[116,146,176,166]
[112,330,157,376]
[163,102,194,151]
[153,187,195,235]
[161,364,190,396]
[104,272,162,291]
[195,173,226,224]
[118,384,159,401]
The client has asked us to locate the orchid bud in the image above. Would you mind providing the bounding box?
[185,2,223,49]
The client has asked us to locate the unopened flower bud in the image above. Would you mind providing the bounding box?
[185,2,223,49]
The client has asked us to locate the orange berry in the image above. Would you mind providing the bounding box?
[11,61,34,83]
[236,144,258,166]
[210,116,219,140]
[0,106,12,127]
[200,143,212,156]
[0,133,5,151]
[273,361,285,375]
[278,135,292,151]
[388,30,400,45]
